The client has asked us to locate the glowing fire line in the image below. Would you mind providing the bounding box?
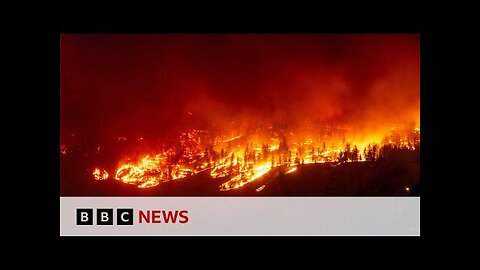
[92,127,420,191]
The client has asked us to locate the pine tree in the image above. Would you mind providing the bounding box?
[352,145,359,162]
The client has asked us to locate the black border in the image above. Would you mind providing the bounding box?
[46,24,433,243]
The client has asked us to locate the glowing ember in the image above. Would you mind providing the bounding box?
[93,168,109,181]
[285,167,297,174]
[256,185,266,192]
[223,135,242,143]
[60,144,67,156]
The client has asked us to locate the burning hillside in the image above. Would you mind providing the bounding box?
[91,125,419,190]
[60,34,420,195]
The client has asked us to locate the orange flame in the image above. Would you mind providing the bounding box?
[93,168,109,181]
[101,127,419,190]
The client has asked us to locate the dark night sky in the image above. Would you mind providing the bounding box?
[60,34,419,143]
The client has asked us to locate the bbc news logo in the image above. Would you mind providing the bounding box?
[77,208,133,225]
[76,208,189,225]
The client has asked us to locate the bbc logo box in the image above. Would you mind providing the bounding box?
[76,208,133,225]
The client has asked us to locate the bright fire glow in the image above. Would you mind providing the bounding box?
[62,35,420,194]
[223,135,242,143]
[285,167,297,174]
[256,185,266,192]
[97,127,419,190]
[93,168,109,181]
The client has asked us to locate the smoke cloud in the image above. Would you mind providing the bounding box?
[60,34,419,143]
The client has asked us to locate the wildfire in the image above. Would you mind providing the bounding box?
[94,126,419,190]
[285,167,297,174]
[114,154,174,188]
[93,168,109,181]
[256,185,266,192]
[219,162,273,191]
[223,135,242,143]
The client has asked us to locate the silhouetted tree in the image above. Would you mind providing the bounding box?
[352,145,359,161]
[203,147,210,164]
[279,137,289,153]
[337,151,343,163]
[344,143,351,162]
[366,144,374,161]
[262,144,269,161]
[382,136,389,147]
[294,153,300,164]
[230,153,235,168]
[243,144,249,164]
[372,145,377,160]
[212,149,219,163]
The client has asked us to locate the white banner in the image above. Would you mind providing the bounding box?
[60,197,420,236]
